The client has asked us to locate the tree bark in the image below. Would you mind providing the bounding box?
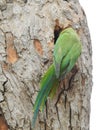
[0,0,92,130]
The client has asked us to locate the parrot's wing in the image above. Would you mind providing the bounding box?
[53,28,77,78]
[60,41,82,77]
[65,43,81,74]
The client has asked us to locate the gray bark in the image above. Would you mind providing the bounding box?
[0,0,92,130]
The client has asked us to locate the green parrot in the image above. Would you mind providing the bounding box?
[32,27,82,128]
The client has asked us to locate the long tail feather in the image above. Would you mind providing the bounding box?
[32,76,53,127]
[33,65,54,111]
[32,64,58,128]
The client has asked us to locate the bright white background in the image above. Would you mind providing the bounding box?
[79,1,98,130]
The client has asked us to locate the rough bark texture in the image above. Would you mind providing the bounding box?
[0,0,92,130]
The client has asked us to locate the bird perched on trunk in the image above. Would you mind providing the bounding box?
[32,27,82,128]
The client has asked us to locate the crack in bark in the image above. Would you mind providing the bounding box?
[1,65,8,102]
[69,104,72,130]
[55,89,65,127]
[0,70,11,117]
[2,64,8,89]
[42,100,48,130]
[44,117,47,130]
[2,79,8,95]
[45,100,48,119]
[0,79,8,103]
[55,103,61,127]
[64,93,67,109]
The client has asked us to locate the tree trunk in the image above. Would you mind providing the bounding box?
[0,0,92,130]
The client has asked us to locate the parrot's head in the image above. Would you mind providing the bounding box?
[60,27,74,35]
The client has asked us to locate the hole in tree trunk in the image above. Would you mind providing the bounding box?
[54,19,63,44]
